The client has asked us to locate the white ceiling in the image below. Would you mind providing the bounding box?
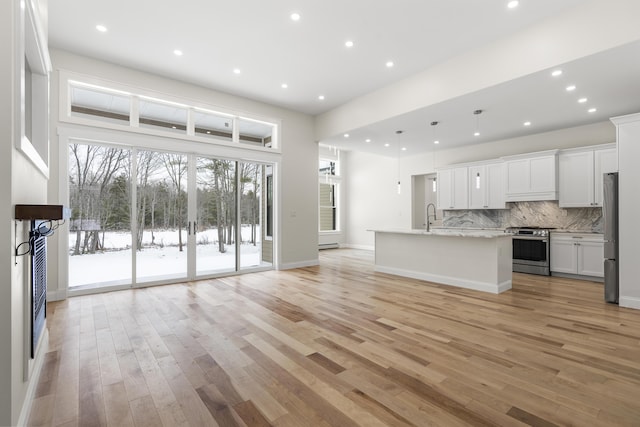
[48,0,640,156]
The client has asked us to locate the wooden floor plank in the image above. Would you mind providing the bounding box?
[28,249,640,426]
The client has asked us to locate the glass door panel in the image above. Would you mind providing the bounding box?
[195,157,237,275]
[239,162,272,269]
[68,143,132,288]
[136,150,188,283]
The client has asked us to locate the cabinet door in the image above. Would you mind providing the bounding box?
[505,159,529,194]
[577,240,604,277]
[437,169,454,210]
[530,155,557,193]
[452,167,468,209]
[559,151,594,207]
[550,238,577,274]
[486,163,505,209]
[468,165,485,209]
[593,148,618,207]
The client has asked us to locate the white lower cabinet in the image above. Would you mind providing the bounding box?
[550,233,604,278]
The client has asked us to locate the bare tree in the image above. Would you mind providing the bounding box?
[136,151,162,250]
[69,144,128,255]
[162,153,187,251]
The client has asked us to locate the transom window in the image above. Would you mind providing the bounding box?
[65,80,279,150]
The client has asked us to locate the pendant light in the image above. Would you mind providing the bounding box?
[473,109,483,137]
[396,130,403,195]
[430,121,439,192]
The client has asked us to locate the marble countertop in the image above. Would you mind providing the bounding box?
[551,230,603,235]
[369,228,512,239]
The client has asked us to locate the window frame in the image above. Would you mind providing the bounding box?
[318,152,341,233]
[59,73,281,154]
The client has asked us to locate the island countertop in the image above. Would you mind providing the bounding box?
[369,228,512,239]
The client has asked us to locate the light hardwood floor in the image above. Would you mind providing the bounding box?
[28,249,640,426]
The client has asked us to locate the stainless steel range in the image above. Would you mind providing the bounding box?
[508,227,554,276]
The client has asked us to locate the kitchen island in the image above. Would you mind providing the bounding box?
[371,229,513,294]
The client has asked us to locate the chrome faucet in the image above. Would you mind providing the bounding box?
[426,203,437,232]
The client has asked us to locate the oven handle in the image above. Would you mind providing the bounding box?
[512,235,548,241]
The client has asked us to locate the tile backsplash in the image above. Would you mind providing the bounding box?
[442,201,603,232]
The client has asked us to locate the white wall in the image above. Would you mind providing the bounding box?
[46,50,319,298]
[343,151,403,249]
[1,0,50,424]
[344,121,615,248]
[613,113,640,309]
[316,0,640,140]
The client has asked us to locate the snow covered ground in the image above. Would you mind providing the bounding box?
[68,226,266,287]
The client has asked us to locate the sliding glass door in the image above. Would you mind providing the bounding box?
[68,143,274,291]
[195,157,237,275]
[68,144,132,288]
[136,150,188,283]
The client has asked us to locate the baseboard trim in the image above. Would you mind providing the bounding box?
[17,329,49,426]
[318,243,339,250]
[279,259,320,270]
[375,265,512,294]
[47,289,67,302]
[619,296,640,310]
[341,244,375,251]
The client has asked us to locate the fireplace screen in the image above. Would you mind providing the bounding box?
[31,221,47,358]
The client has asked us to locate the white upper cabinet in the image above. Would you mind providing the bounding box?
[593,147,618,206]
[503,150,558,201]
[558,144,617,208]
[469,162,505,209]
[437,167,468,210]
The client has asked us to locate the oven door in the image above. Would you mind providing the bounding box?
[512,236,549,266]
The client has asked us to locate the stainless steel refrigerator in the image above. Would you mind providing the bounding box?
[603,172,619,304]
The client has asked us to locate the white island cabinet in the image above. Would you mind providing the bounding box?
[371,229,512,294]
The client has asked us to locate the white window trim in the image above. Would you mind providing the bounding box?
[18,0,51,177]
[58,70,281,154]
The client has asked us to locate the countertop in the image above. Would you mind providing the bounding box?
[550,230,603,235]
[369,228,511,239]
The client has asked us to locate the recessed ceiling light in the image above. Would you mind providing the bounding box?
[318,95,325,101]
[281,83,288,89]
[434,140,440,145]
[524,121,531,126]
[172,126,177,129]
[507,1,519,9]
[566,85,576,91]
[384,143,390,147]
[551,69,563,77]
[365,139,371,143]
[206,131,211,134]
[588,108,597,113]
[578,97,588,103]
[344,133,350,138]
[386,61,394,68]
[290,12,301,21]
[474,132,480,137]
[345,40,354,48]
[401,147,407,151]
[233,68,241,74]
[173,49,183,56]
[96,24,107,32]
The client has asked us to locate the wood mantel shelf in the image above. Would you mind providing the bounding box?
[14,204,70,220]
